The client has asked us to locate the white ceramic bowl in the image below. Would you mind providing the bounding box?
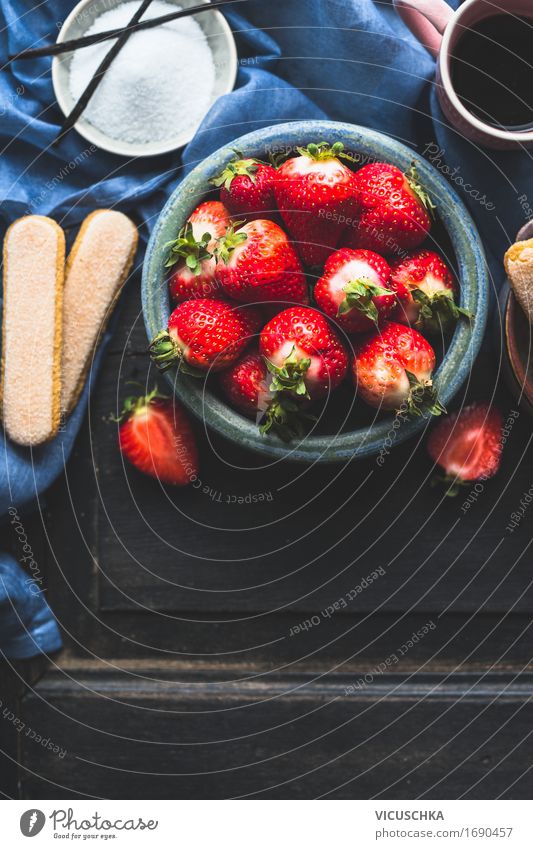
[52,0,238,157]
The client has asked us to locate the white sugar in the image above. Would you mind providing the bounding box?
[69,0,215,145]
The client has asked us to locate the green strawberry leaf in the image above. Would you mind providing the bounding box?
[215,221,247,264]
[210,154,265,190]
[406,163,437,217]
[412,288,473,335]
[405,370,446,417]
[296,140,357,163]
[337,277,391,324]
[263,347,311,399]
[164,221,212,272]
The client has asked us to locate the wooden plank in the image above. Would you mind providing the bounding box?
[19,666,533,799]
[89,349,533,614]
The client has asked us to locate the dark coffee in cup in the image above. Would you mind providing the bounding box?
[451,14,533,130]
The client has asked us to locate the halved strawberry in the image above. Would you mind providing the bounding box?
[215,219,308,306]
[314,248,396,333]
[273,141,357,267]
[149,298,261,374]
[259,306,349,402]
[118,388,198,486]
[427,402,503,495]
[390,249,470,334]
[350,162,434,254]
[166,201,230,302]
[353,321,444,415]
[211,155,277,220]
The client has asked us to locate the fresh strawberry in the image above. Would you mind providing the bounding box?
[259,306,348,402]
[211,155,277,220]
[219,347,311,441]
[118,388,198,486]
[427,402,503,495]
[273,141,357,267]
[149,298,261,373]
[166,201,230,302]
[390,249,470,334]
[314,248,396,333]
[350,162,434,254]
[353,321,444,415]
[215,219,308,306]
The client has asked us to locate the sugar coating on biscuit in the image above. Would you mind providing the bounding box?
[2,216,64,445]
[61,210,138,413]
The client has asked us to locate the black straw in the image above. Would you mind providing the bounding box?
[53,0,155,145]
[8,0,244,63]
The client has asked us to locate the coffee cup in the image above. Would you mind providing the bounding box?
[393,0,533,149]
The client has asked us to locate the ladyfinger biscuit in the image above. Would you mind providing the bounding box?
[61,209,138,414]
[504,238,533,324]
[1,215,65,446]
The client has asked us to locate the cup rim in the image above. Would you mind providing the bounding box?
[439,0,533,143]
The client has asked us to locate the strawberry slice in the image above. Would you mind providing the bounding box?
[118,388,198,486]
[427,402,503,495]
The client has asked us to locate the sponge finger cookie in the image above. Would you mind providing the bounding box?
[61,209,138,414]
[1,215,65,446]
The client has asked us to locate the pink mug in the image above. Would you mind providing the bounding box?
[393,0,533,149]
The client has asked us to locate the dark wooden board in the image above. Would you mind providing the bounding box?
[19,665,533,800]
[89,343,533,616]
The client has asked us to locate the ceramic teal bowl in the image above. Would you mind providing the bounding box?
[142,120,488,463]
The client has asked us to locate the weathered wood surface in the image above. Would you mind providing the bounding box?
[1,278,532,799]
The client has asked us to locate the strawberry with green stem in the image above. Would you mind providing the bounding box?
[347,161,435,254]
[211,152,277,220]
[353,321,445,416]
[273,141,358,267]
[314,247,396,333]
[215,219,308,306]
[259,306,349,404]
[149,298,261,374]
[166,201,230,302]
[219,347,312,441]
[390,249,471,334]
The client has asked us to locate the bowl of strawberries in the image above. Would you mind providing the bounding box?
[142,120,488,463]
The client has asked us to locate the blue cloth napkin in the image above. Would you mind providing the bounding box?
[1,0,532,658]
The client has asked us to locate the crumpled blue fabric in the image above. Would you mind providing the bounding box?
[1,0,532,657]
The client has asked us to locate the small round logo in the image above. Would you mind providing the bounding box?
[20,810,46,837]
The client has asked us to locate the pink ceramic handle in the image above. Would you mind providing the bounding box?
[393,0,453,58]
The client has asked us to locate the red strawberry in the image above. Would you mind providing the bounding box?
[211,155,277,220]
[427,402,503,495]
[219,347,311,441]
[259,306,348,402]
[149,298,261,373]
[390,249,469,333]
[215,219,308,306]
[314,248,396,333]
[273,142,357,267]
[118,388,198,486]
[353,321,444,415]
[350,162,434,254]
[166,201,230,302]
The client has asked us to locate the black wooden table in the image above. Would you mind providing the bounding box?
[1,274,532,799]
